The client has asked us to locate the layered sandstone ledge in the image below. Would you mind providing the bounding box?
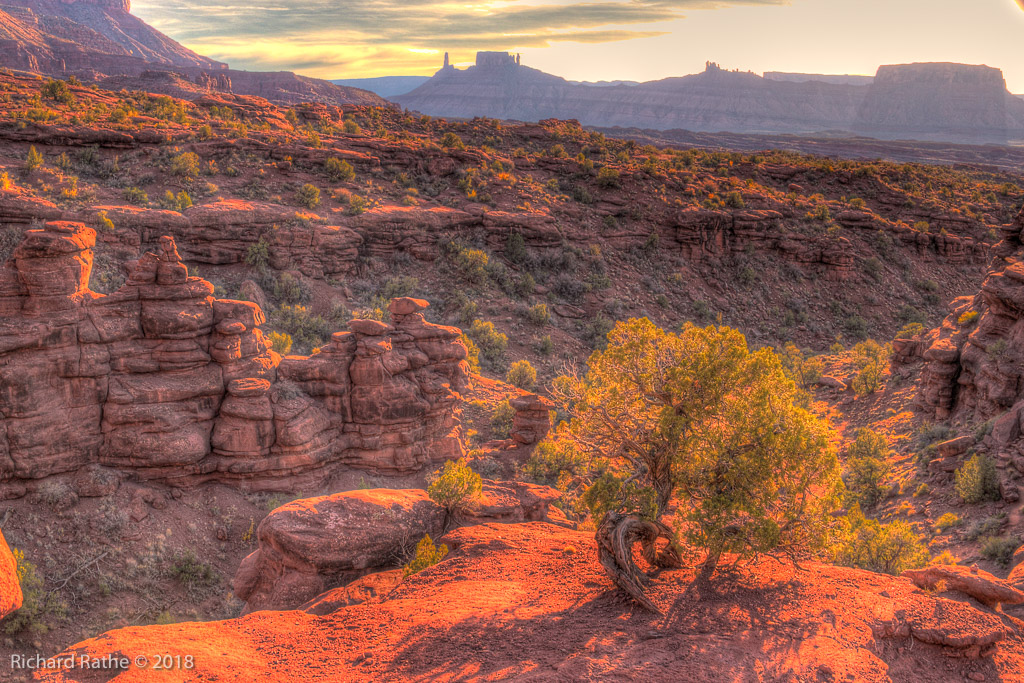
[0,221,470,497]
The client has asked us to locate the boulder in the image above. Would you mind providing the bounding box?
[903,564,1024,608]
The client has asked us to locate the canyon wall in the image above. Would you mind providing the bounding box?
[0,222,469,498]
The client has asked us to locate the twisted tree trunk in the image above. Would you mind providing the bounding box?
[595,511,681,614]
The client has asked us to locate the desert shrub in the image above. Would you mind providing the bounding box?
[95,210,115,233]
[452,246,489,285]
[296,183,321,209]
[778,343,824,388]
[272,272,308,304]
[160,190,192,212]
[169,550,218,590]
[521,440,588,487]
[381,275,418,299]
[0,171,11,190]
[348,194,367,214]
[965,514,1006,542]
[546,318,842,578]
[459,334,481,374]
[527,303,550,326]
[268,331,293,355]
[270,305,331,353]
[863,257,882,279]
[42,79,75,105]
[596,167,620,188]
[403,534,449,577]
[851,339,889,395]
[491,399,516,438]
[441,132,465,150]
[170,152,201,179]
[466,319,507,365]
[930,550,958,565]
[894,322,924,341]
[342,118,361,134]
[506,231,527,264]
[980,536,1020,568]
[505,360,537,390]
[832,507,928,575]
[844,315,869,340]
[725,191,745,208]
[122,186,148,205]
[537,334,554,355]
[24,146,43,173]
[843,428,891,509]
[427,458,482,513]
[3,549,67,635]
[325,157,355,182]
[934,513,962,533]
[954,454,1000,504]
[245,237,270,270]
[957,310,979,327]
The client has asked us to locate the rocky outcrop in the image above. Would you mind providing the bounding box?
[509,393,553,446]
[234,481,562,612]
[37,522,1024,682]
[903,564,1024,609]
[0,223,470,497]
[0,529,21,619]
[917,207,1024,480]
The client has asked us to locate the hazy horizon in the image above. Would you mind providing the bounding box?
[127,0,1024,93]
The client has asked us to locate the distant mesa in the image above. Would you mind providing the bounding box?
[393,54,1024,145]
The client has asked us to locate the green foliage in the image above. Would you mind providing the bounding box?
[506,231,527,264]
[451,246,489,285]
[296,183,321,209]
[160,190,192,212]
[42,79,75,105]
[547,318,843,573]
[122,186,149,205]
[954,454,1001,504]
[349,194,368,214]
[403,534,449,577]
[933,512,961,533]
[4,548,68,635]
[427,458,483,513]
[778,342,824,388]
[342,118,361,134]
[270,304,332,354]
[537,334,554,356]
[521,439,587,487]
[441,132,465,150]
[24,146,43,173]
[245,237,270,270]
[268,331,293,355]
[460,333,481,374]
[843,428,891,509]
[957,310,979,327]
[980,536,1020,568]
[491,399,516,438]
[851,339,890,395]
[596,167,620,188]
[466,319,508,365]
[894,322,924,341]
[832,507,928,575]
[325,157,355,182]
[170,152,201,179]
[527,303,550,325]
[505,360,537,390]
[725,191,745,208]
[169,550,218,590]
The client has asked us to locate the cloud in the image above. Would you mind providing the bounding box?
[133,0,789,76]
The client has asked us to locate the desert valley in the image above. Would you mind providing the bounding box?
[0,0,1023,681]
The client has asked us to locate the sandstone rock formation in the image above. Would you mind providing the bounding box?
[916,206,1024,481]
[0,223,469,497]
[234,481,562,612]
[0,0,386,108]
[509,393,553,446]
[36,522,1024,682]
[394,57,1024,144]
[903,564,1024,609]
[0,529,22,619]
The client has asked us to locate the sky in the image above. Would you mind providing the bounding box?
[131,0,1024,92]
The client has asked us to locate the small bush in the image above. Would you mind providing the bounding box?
[169,550,218,590]
[725,191,745,208]
[957,310,979,327]
[506,231,527,264]
[832,509,928,575]
[427,458,483,513]
[325,157,355,182]
[170,152,201,179]
[527,303,550,326]
[505,360,537,390]
[980,536,1019,568]
[491,400,516,439]
[268,331,293,355]
[441,132,465,150]
[3,549,67,635]
[123,186,148,205]
[467,319,507,365]
[403,534,449,577]
[596,167,620,188]
[453,247,489,285]
[894,322,924,341]
[245,237,270,269]
[349,194,367,214]
[933,513,961,533]
[42,79,75,105]
[296,183,321,209]
[24,146,43,173]
[843,428,891,508]
[954,454,1000,504]
[851,339,890,395]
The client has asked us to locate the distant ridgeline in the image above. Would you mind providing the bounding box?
[394,55,1024,145]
